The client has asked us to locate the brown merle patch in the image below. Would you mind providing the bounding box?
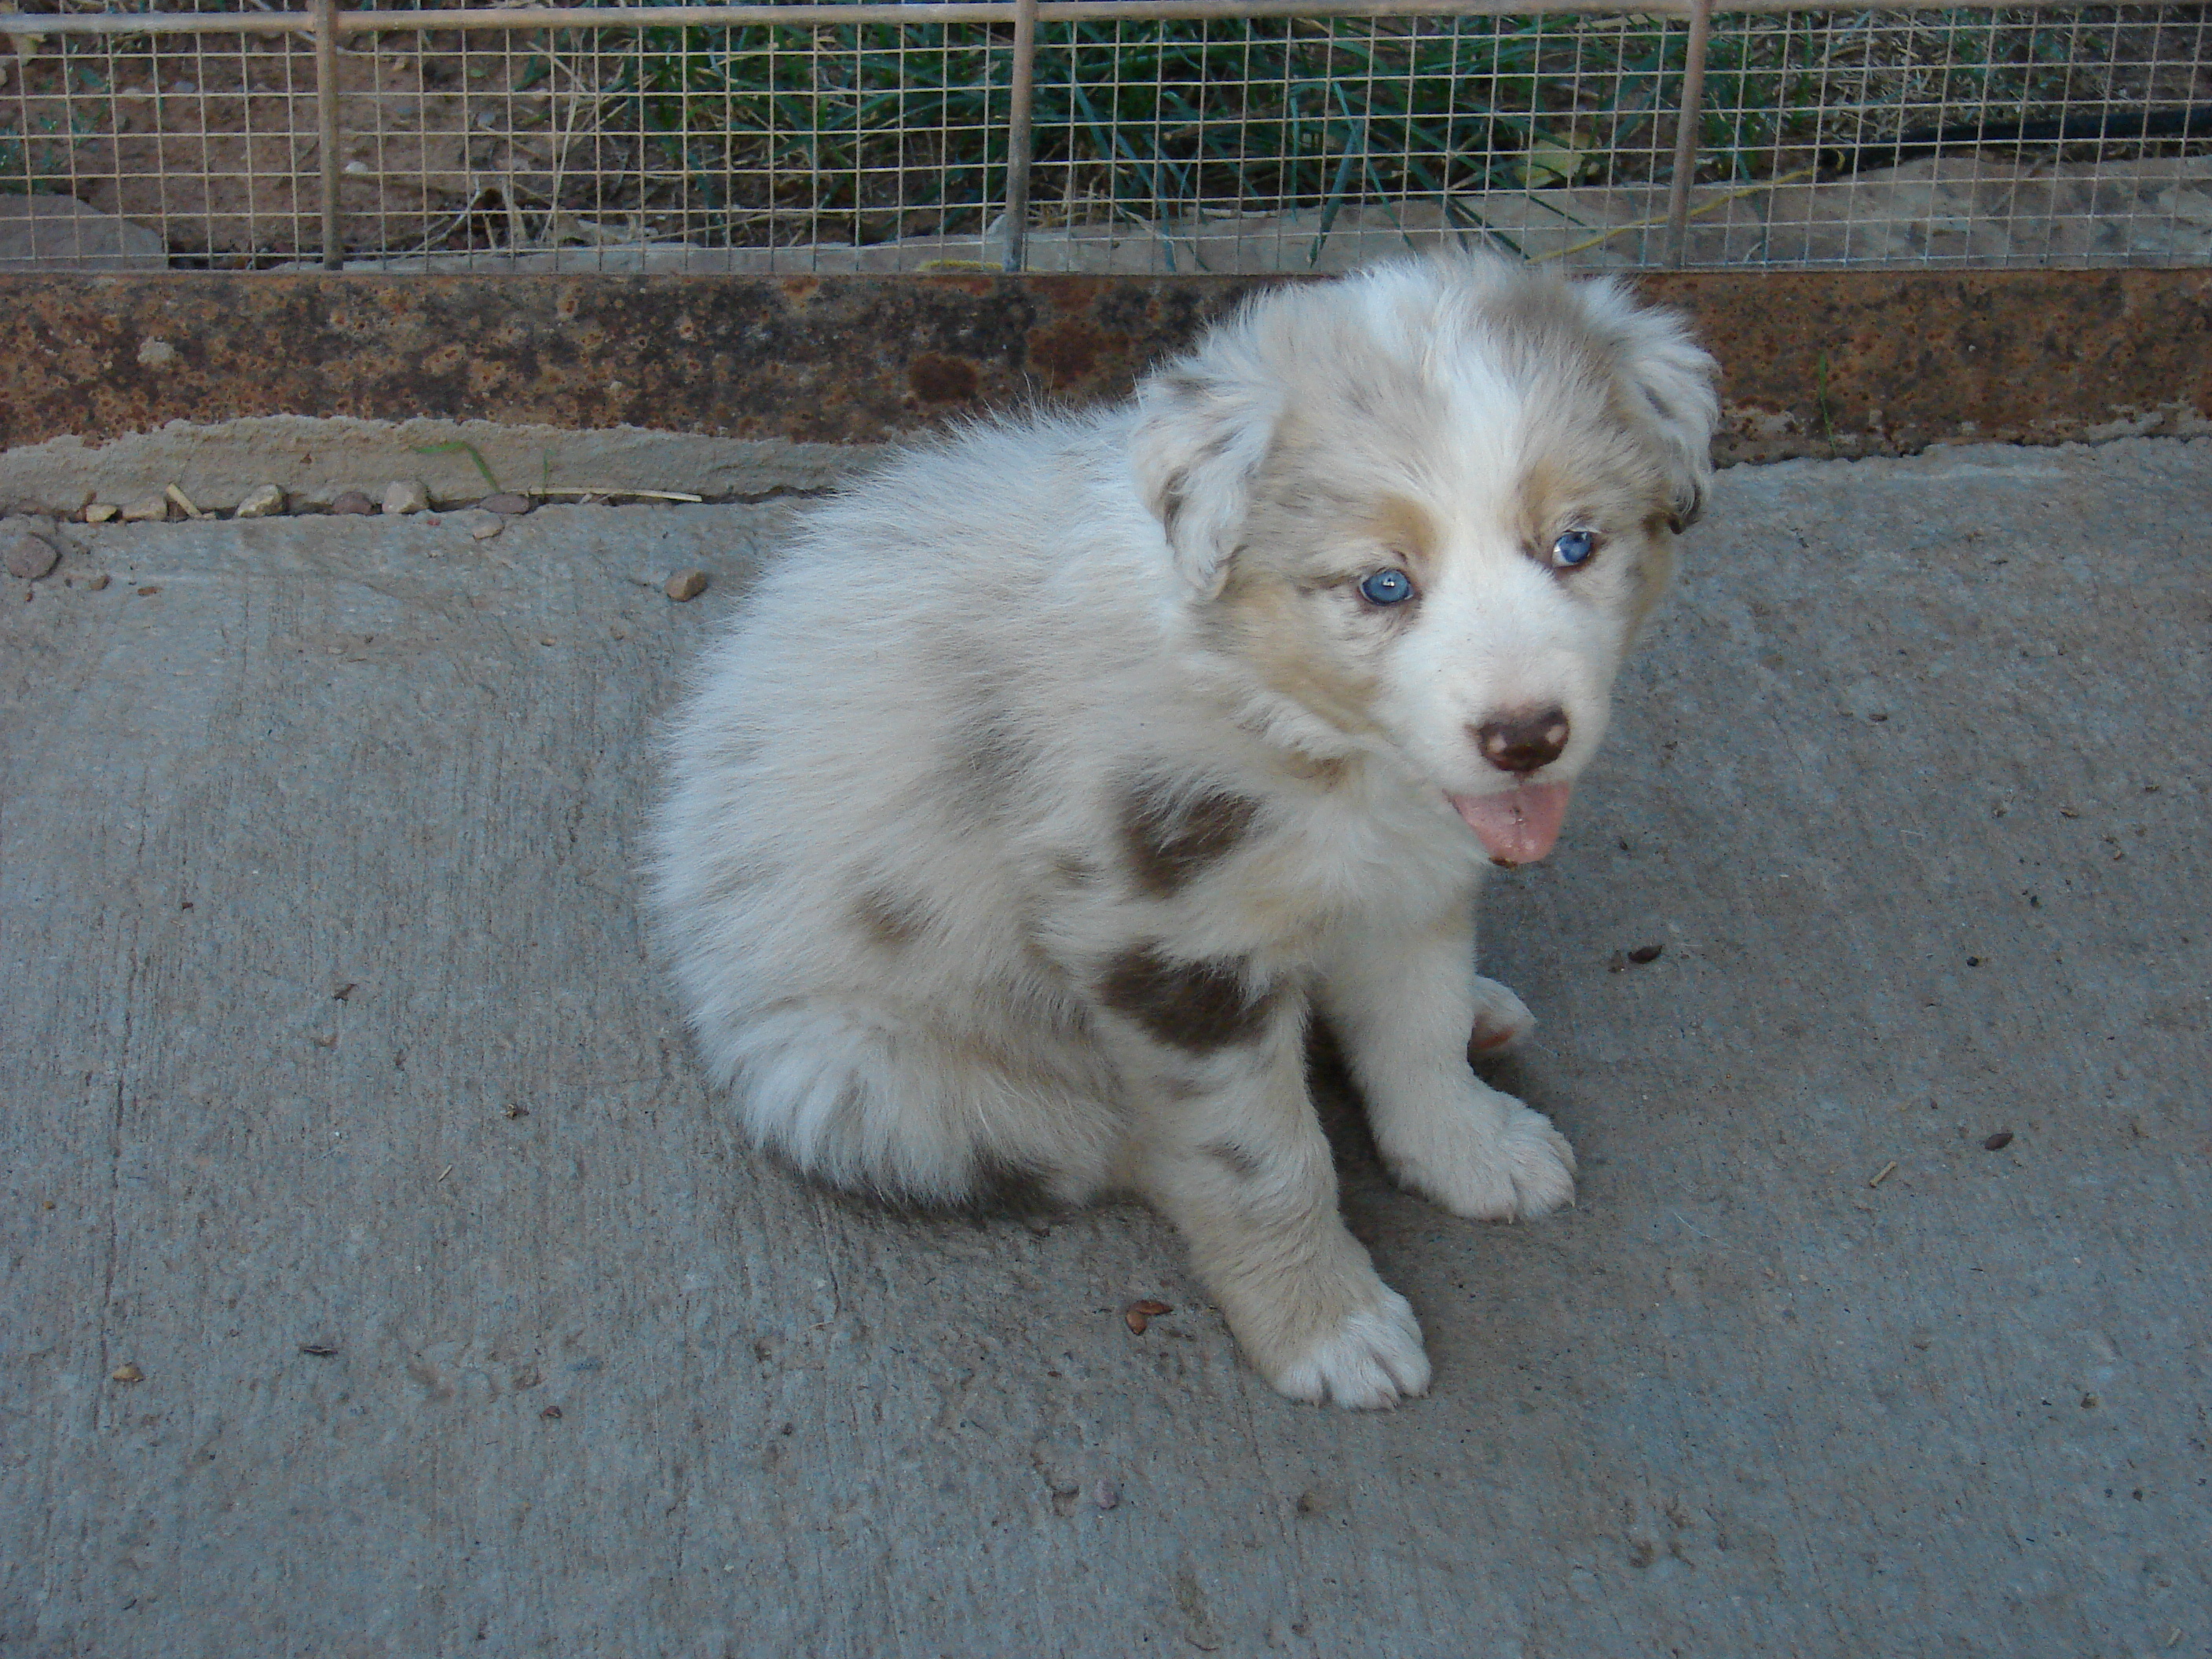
[852,887,929,950]
[1361,494,1441,578]
[1049,851,1104,885]
[1097,945,1276,1053]
[1201,1138,1265,1180]
[1119,776,1261,899]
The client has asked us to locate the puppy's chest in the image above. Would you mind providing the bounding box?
[1111,770,1470,945]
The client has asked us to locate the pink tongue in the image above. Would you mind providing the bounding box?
[1449,781,1573,866]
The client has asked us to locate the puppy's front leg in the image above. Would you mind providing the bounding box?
[1318,910,1575,1222]
[1103,965,1429,1408]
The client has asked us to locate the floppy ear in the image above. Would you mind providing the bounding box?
[1127,357,1280,598]
[1584,284,1720,533]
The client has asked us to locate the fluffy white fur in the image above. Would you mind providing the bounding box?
[651,255,1717,1408]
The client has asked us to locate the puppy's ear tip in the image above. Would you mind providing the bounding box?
[1665,478,1708,536]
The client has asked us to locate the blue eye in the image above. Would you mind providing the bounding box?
[1358,568,1414,606]
[1551,529,1597,568]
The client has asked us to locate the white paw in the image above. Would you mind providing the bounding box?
[1467,975,1536,1057]
[1377,1086,1576,1222]
[1267,1287,1431,1409]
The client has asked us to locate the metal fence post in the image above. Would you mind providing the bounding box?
[1003,0,1038,272]
[1662,0,1713,268]
[313,0,343,270]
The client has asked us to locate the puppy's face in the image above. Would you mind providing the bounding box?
[1132,259,1717,863]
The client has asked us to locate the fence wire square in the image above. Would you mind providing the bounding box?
[1,2,2207,273]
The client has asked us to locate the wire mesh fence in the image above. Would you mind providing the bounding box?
[1,1,2207,273]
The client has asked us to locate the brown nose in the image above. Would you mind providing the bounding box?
[1473,706,1570,774]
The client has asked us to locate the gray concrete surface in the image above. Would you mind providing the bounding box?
[0,418,867,519]
[3,438,2207,1658]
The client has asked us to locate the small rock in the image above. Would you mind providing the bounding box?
[136,338,177,368]
[119,494,170,523]
[6,532,61,580]
[49,487,94,513]
[329,492,376,516]
[234,484,287,519]
[540,1404,562,1420]
[468,515,504,542]
[111,1362,144,1383]
[85,504,119,523]
[382,478,430,515]
[298,1343,339,1358]
[1983,1131,2014,1152]
[85,573,110,591]
[1627,943,1664,965]
[479,492,533,515]
[1091,1479,1119,1511]
[665,569,710,602]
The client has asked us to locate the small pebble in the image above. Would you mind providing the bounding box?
[1627,943,1664,965]
[329,492,375,516]
[235,483,287,519]
[540,1404,562,1420]
[469,517,504,542]
[85,573,110,591]
[5,533,60,580]
[382,479,430,515]
[85,504,119,523]
[119,494,170,523]
[665,569,710,602]
[1983,1131,2014,1151]
[1091,1480,1119,1511]
[111,1363,144,1383]
[479,492,533,515]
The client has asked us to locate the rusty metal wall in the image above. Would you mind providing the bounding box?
[2,268,2207,457]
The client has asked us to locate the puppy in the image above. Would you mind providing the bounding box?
[652,255,1716,1407]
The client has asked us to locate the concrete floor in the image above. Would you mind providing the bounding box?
[3,438,2207,1658]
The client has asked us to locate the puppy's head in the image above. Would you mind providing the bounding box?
[1129,256,1718,864]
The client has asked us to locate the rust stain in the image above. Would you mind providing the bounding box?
[1029,272,1102,313]
[0,270,2205,456]
[1025,317,1120,387]
[908,352,980,405]
[920,272,999,298]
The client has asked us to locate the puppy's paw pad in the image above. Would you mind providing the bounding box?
[1269,1289,1430,1410]
[1467,976,1536,1058]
